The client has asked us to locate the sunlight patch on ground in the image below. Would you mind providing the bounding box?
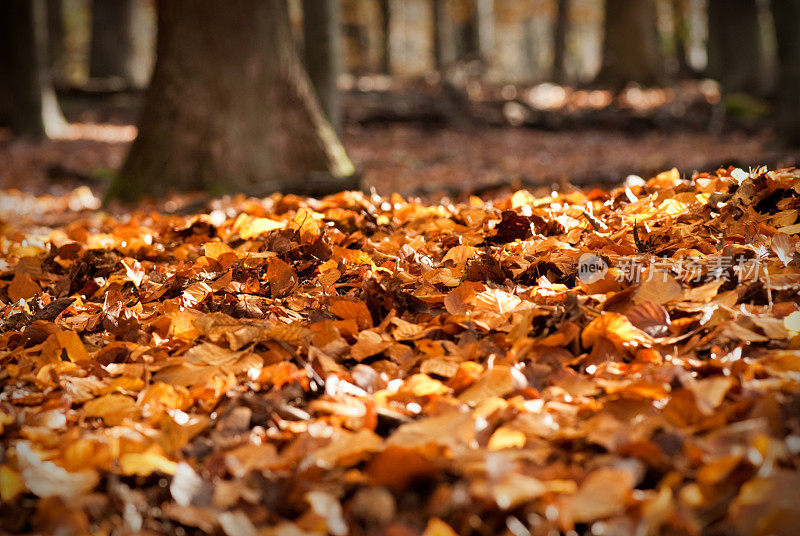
[54,123,138,143]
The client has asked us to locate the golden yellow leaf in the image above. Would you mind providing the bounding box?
[119,449,177,476]
[235,216,284,239]
[422,518,458,536]
[487,426,527,450]
[82,394,138,425]
[0,464,25,502]
[581,312,652,350]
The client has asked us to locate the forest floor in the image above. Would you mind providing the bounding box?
[1,83,800,535]
[1,162,799,536]
[1,80,798,204]
[2,120,787,201]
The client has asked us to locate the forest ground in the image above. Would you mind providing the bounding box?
[2,82,800,536]
[1,81,798,204]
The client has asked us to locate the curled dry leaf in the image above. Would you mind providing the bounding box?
[582,312,653,350]
[625,302,671,338]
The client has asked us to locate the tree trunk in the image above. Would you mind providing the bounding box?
[303,0,342,133]
[342,0,370,75]
[595,0,666,88]
[110,0,355,201]
[706,0,761,94]
[378,0,391,73]
[671,0,696,78]
[89,0,152,89]
[771,0,800,146]
[432,0,453,70]
[47,0,64,83]
[473,0,494,61]
[0,0,66,137]
[551,0,569,84]
[454,0,478,60]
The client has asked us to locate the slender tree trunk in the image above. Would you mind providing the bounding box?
[89,0,151,89]
[595,0,666,88]
[706,0,761,94]
[47,0,64,83]
[110,0,355,201]
[342,0,370,74]
[551,0,570,84]
[378,0,391,73]
[671,0,695,78]
[473,0,494,61]
[432,0,449,70]
[303,0,342,133]
[454,0,478,60]
[771,0,800,146]
[0,0,66,137]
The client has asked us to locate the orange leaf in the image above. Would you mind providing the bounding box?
[581,312,652,351]
[330,299,373,329]
[8,272,39,302]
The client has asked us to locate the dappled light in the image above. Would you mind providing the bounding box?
[1,0,799,534]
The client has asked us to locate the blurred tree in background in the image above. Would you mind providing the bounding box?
[0,0,67,137]
[596,0,666,87]
[89,0,152,90]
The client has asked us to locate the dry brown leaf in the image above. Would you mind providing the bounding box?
[567,467,634,523]
[8,272,40,302]
[582,312,653,350]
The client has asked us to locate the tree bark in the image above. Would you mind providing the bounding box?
[110,0,355,201]
[47,0,64,82]
[432,0,454,70]
[0,0,66,137]
[706,0,761,94]
[342,0,370,75]
[551,0,570,84]
[473,0,494,61]
[378,0,391,73]
[454,0,478,60]
[303,0,342,133]
[89,0,151,89]
[671,0,696,78]
[595,0,666,88]
[771,0,800,146]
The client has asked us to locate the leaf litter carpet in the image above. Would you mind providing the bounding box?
[1,167,800,535]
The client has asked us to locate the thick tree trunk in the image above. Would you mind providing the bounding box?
[706,0,761,94]
[771,0,800,146]
[551,0,570,84]
[378,0,391,73]
[110,0,355,201]
[303,0,342,133]
[89,0,151,89]
[595,0,666,88]
[0,0,66,137]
